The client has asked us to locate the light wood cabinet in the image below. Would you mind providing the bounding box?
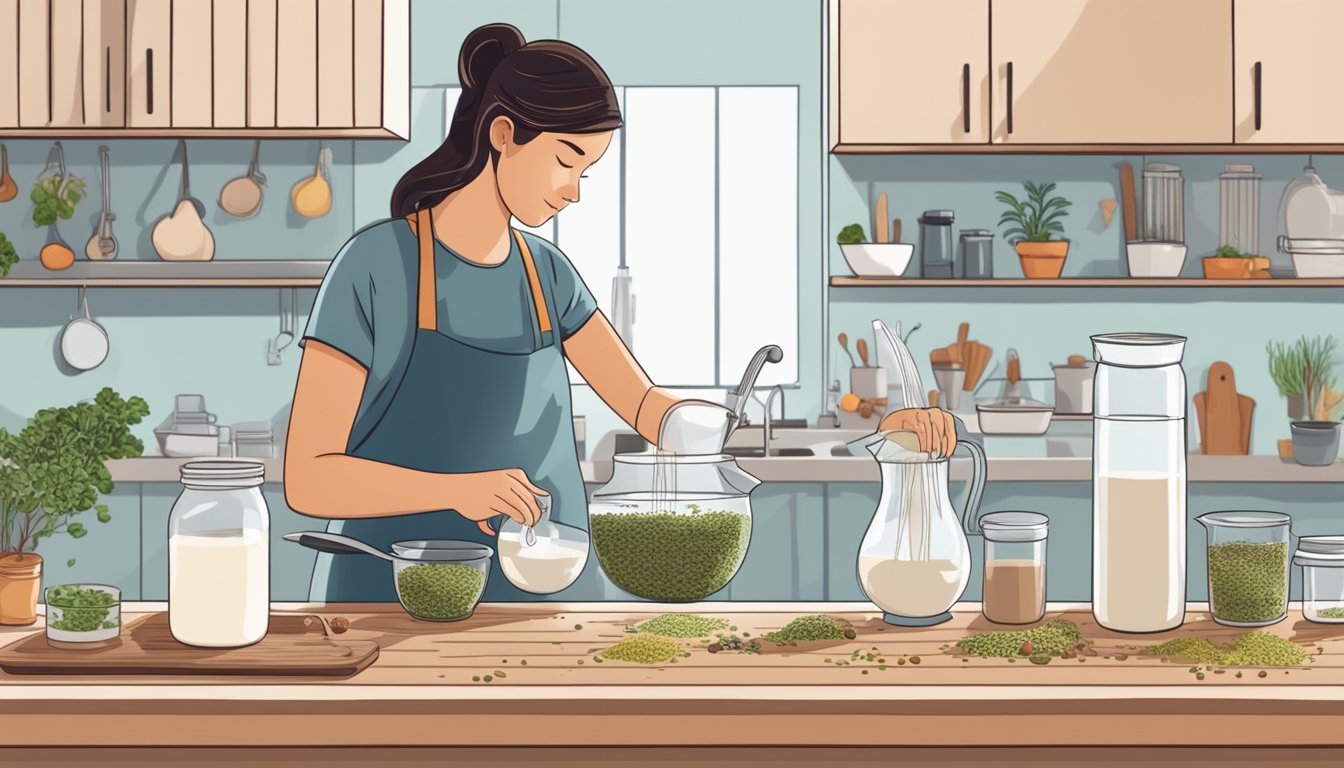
[0,0,409,137]
[991,0,1231,144]
[1234,0,1344,144]
[830,0,989,146]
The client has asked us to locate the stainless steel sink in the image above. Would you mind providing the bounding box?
[722,446,815,458]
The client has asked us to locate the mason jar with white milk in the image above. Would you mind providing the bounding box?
[168,460,270,648]
[1091,333,1188,633]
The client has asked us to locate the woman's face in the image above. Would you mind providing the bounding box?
[491,117,614,228]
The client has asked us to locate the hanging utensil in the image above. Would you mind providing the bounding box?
[60,287,110,371]
[220,139,267,218]
[0,144,16,203]
[291,144,333,218]
[85,146,118,261]
[152,140,215,261]
[267,288,297,366]
[40,222,76,271]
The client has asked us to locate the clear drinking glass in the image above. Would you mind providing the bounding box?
[1091,333,1188,633]
[980,512,1048,625]
[168,460,270,648]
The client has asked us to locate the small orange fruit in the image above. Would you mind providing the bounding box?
[839,393,861,413]
[40,243,75,271]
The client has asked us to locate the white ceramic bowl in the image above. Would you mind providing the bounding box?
[1291,251,1344,278]
[1125,242,1188,278]
[840,243,915,278]
[976,403,1054,435]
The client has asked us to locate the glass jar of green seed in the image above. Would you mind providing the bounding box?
[1294,536,1344,624]
[45,584,121,646]
[1196,511,1292,627]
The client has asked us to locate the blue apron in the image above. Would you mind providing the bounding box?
[309,208,588,602]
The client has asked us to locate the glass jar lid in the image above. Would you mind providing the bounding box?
[979,511,1048,542]
[180,460,265,489]
[1294,535,1344,567]
[1090,333,1187,367]
[1197,510,1291,528]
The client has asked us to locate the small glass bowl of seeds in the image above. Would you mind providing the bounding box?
[388,540,493,622]
[45,584,121,648]
[1197,511,1292,628]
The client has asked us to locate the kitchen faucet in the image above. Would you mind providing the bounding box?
[762,384,785,455]
[726,345,783,433]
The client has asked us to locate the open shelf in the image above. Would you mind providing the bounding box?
[830,277,1344,288]
[0,260,330,288]
[0,127,404,140]
[832,143,1344,155]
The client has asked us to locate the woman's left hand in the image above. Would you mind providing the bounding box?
[878,407,957,457]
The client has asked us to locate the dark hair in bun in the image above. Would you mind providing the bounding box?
[391,23,622,217]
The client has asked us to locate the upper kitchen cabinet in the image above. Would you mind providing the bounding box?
[829,0,989,147]
[991,0,1232,145]
[1234,0,1344,144]
[0,0,410,138]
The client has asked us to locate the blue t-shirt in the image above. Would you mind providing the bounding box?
[299,219,598,449]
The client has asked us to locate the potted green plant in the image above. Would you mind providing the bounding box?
[1205,246,1271,280]
[1267,339,1307,420]
[995,182,1072,278]
[0,388,149,625]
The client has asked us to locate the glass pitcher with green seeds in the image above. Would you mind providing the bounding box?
[1197,511,1293,627]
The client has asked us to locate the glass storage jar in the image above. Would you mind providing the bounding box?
[1091,332,1188,633]
[589,453,759,602]
[1196,511,1291,627]
[1294,536,1344,624]
[45,584,121,648]
[168,460,270,648]
[980,512,1048,625]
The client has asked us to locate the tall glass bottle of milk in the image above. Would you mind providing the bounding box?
[1091,333,1188,633]
[168,460,270,647]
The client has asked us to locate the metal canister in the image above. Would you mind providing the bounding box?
[958,229,994,279]
[1142,163,1185,243]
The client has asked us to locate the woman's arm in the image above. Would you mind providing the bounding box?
[562,312,678,445]
[283,340,543,533]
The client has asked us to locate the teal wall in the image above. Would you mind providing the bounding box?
[1,1,1339,608]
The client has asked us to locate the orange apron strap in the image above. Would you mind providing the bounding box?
[513,229,554,335]
[406,209,436,331]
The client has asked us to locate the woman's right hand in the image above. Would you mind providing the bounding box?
[448,469,548,536]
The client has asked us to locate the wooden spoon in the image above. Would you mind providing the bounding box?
[875,192,888,244]
[856,338,870,367]
[292,145,333,218]
[0,144,15,203]
[838,333,856,367]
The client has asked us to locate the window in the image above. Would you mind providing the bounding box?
[446,86,801,388]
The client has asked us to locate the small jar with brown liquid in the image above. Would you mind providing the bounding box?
[980,512,1048,625]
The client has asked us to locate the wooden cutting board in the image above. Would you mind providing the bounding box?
[0,613,378,676]
[1194,361,1254,455]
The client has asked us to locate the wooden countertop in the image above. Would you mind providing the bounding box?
[1,602,1342,749]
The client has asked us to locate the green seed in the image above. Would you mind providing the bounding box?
[897,658,906,665]
[483,675,493,682]
[878,665,886,671]
[763,615,852,645]
[1147,632,1307,667]
[599,635,682,664]
[631,614,729,638]
[575,624,583,630]
[494,670,507,678]
[472,676,480,682]
[395,563,485,620]
[591,510,750,601]
[954,619,1084,660]
[1207,541,1289,624]
[1315,607,1344,619]
[1196,672,1205,680]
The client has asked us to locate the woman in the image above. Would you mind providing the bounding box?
[285,23,955,602]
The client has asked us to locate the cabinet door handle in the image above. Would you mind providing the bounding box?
[146,49,154,115]
[962,63,971,134]
[105,47,112,113]
[1253,61,1262,131]
[1005,62,1014,135]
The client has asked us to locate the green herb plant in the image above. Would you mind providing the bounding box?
[1266,340,1306,399]
[30,174,86,228]
[0,388,149,558]
[837,224,866,245]
[0,232,17,278]
[1216,245,1258,259]
[995,182,1071,244]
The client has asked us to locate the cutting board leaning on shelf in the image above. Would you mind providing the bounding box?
[1194,361,1254,455]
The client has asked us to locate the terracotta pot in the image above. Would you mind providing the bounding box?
[0,552,42,626]
[1016,241,1069,278]
[1203,256,1272,279]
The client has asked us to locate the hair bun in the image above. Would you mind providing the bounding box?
[460,23,525,91]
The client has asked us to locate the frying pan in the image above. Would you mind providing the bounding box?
[60,287,109,371]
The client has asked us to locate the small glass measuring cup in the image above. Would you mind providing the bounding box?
[496,494,591,595]
[1196,511,1292,627]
